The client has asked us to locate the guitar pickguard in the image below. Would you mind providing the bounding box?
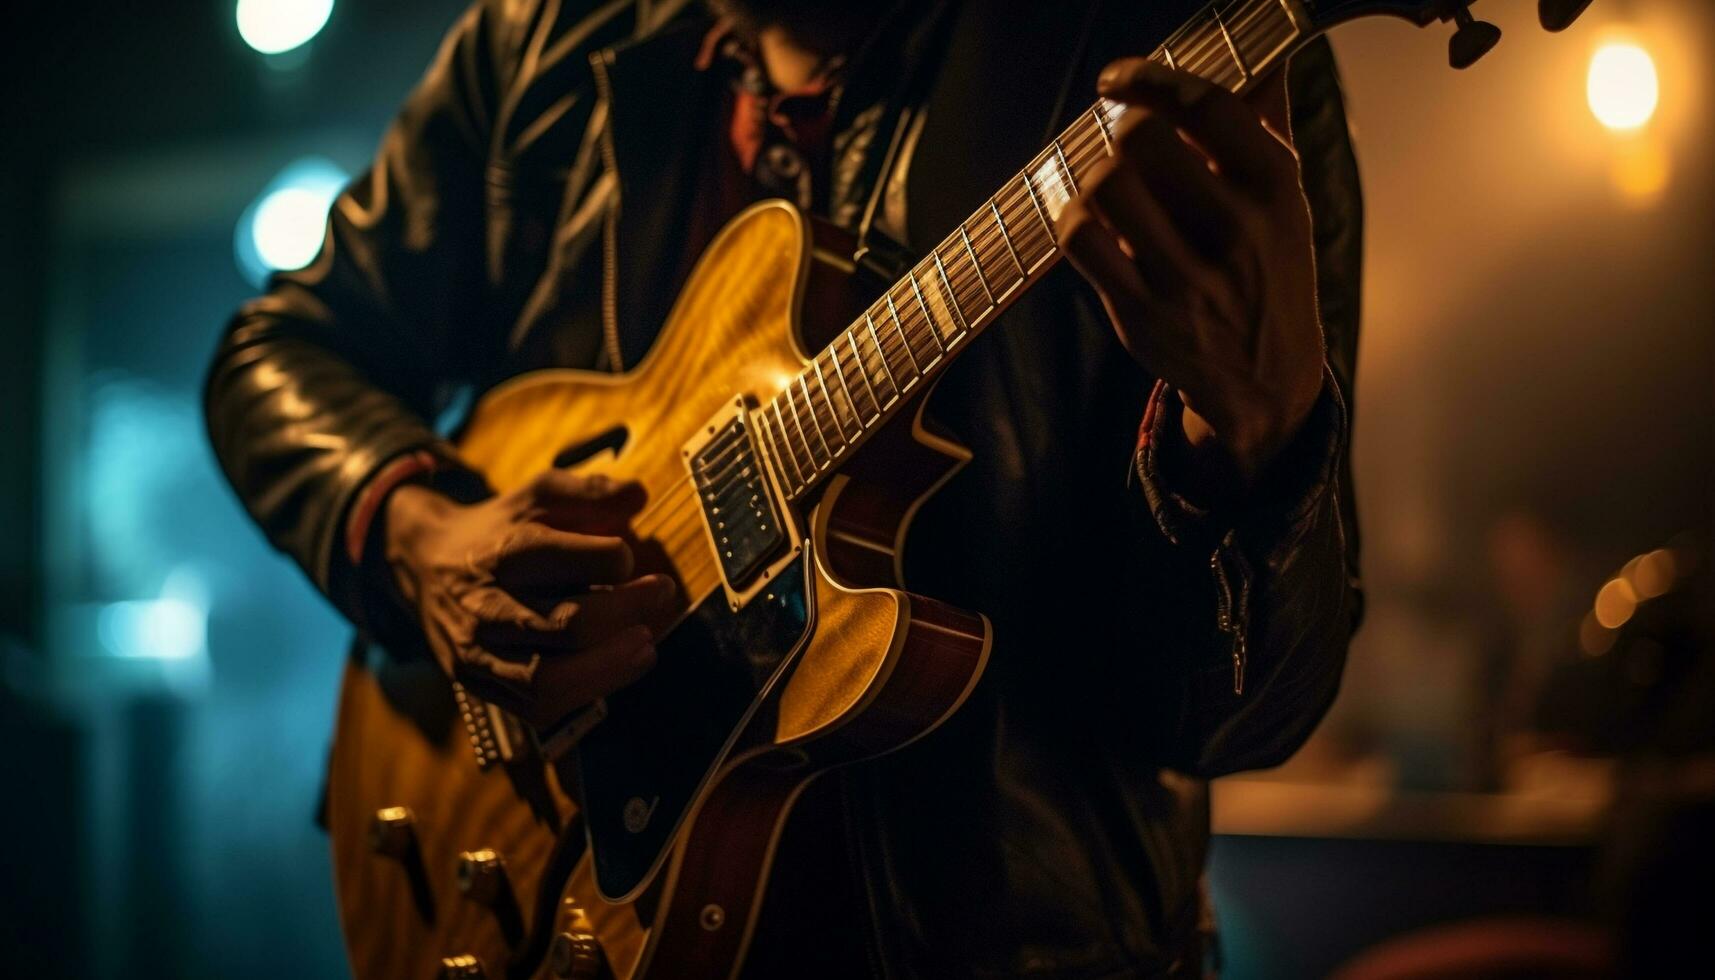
[577,558,811,902]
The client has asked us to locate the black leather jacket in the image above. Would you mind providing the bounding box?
[205,1,1364,976]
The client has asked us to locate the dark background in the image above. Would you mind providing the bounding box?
[2,2,1709,978]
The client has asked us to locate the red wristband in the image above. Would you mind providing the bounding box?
[344,450,440,566]
[1136,379,1172,455]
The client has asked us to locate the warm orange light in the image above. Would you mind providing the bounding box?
[1579,611,1616,657]
[1588,42,1659,131]
[1593,577,1638,629]
[1611,139,1671,203]
[1629,548,1677,599]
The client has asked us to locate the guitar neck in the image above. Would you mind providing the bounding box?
[757,0,1312,500]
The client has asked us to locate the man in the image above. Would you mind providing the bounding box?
[206,0,1363,975]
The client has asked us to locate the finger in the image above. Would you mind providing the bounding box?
[489,522,636,592]
[457,583,561,635]
[1059,197,1205,383]
[522,470,648,533]
[525,625,658,730]
[1084,157,1217,300]
[474,573,678,649]
[1060,196,1153,316]
[1097,60,1296,198]
[1114,110,1246,262]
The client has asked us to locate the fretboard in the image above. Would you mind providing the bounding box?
[758,0,1309,499]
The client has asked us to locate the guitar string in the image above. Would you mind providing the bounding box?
[645,40,1284,549]
[578,4,1300,564]
[766,0,1296,462]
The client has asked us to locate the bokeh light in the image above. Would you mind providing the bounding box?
[236,0,335,55]
[1587,42,1659,131]
[234,157,348,286]
[1592,576,1638,630]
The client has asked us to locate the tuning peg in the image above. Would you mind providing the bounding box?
[1539,0,1594,33]
[1449,6,1502,70]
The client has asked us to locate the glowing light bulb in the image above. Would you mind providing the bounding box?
[236,0,335,55]
[1587,42,1659,131]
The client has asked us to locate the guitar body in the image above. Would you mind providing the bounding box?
[327,200,993,979]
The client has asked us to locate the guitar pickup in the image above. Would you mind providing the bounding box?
[683,398,799,609]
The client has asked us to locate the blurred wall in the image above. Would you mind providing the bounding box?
[1,4,463,978]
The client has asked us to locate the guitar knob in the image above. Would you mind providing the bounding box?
[456,848,508,906]
[440,954,488,979]
[1448,6,1501,70]
[547,930,604,979]
[369,806,416,858]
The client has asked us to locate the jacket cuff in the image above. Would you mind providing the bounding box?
[1134,367,1346,561]
[328,443,491,638]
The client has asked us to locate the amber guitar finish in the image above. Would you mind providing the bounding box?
[325,0,1571,975]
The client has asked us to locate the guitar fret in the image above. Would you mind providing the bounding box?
[814,355,857,441]
[1213,5,1250,82]
[815,358,849,445]
[1276,0,1303,32]
[846,332,881,419]
[883,294,922,376]
[931,250,970,332]
[1021,174,1056,248]
[1161,41,1179,70]
[906,270,948,353]
[829,346,865,430]
[864,313,901,399]
[1052,137,1079,195]
[770,399,807,488]
[799,375,836,458]
[958,224,995,308]
[758,407,791,492]
[989,200,1026,278]
[786,383,825,468]
[1090,103,1115,155]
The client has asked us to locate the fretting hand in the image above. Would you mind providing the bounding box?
[1060,60,1325,488]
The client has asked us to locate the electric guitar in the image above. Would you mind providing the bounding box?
[325,1,1594,977]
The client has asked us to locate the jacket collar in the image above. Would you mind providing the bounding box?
[591,8,722,365]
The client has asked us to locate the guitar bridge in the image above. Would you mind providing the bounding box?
[683,398,799,610]
[452,681,528,770]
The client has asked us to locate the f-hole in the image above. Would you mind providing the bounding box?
[553,425,628,468]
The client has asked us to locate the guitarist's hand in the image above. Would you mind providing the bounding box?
[382,471,676,730]
[1061,61,1325,488]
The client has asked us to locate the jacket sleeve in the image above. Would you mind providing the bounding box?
[1130,38,1366,778]
[203,0,528,630]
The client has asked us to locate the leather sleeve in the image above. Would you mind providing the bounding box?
[203,0,530,629]
[1132,38,1366,777]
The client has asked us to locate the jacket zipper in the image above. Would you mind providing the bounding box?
[1210,540,1250,696]
[590,51,625,373]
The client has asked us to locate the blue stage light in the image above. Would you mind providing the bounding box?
[236,0,335,55]
[234,157,349,287]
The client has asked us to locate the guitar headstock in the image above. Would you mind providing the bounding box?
[1304,0,1596,69]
